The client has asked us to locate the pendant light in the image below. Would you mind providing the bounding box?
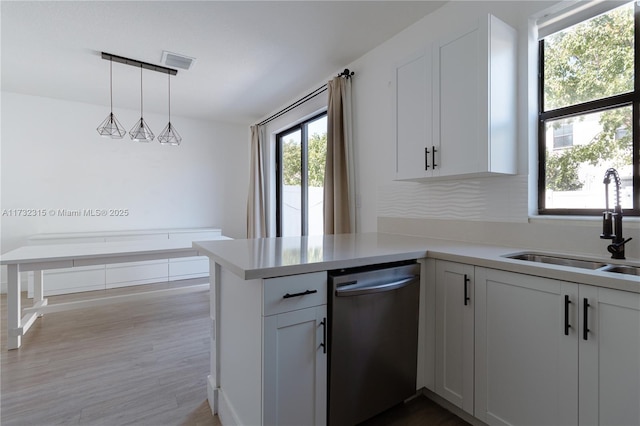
[96,58,126,138]
[158,71,182,145]
[129,64,154,142]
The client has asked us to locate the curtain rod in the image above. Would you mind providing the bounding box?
[256,68,354,127]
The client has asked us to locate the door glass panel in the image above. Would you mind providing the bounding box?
[306,116,327,236]
[282,129,302,236]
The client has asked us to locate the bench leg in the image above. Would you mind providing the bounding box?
[7,264,21,350]
[33,270,44,317]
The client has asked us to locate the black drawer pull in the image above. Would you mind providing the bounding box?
[564,295,572,336]
[320,318,327,354]
[464,274,470,306]
[583,298,591,340]
[432,146,437,168]
[425,147,430,170]
[283,289,318,299]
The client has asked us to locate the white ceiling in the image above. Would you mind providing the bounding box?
[1,1,446,124]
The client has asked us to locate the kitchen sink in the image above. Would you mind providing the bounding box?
[505,252,640,276]
[506,253,608,270]
[598,264,640,276]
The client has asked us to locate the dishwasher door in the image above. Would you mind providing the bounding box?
[328,262,420,425]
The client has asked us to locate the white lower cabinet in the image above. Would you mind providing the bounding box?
[473,267,640,426]
[579,285,640,426]
[214,268,327,426]
[434,260,474,414]
[263,306,327,426]
[474,268,578,426]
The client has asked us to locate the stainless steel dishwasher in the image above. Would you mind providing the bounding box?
[328,261,420,425]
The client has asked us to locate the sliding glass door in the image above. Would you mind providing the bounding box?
[276,113,327,237]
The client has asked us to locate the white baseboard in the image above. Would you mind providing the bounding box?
[207,375,217,415]
[217,387,243,426]
[420,388,487,426]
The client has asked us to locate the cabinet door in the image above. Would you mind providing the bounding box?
[263,305,327,426]
[394,49,432,180]
[433,21,484,177]
[435,261,474,414]
[474,268,578,426]
[579,286,640,426]
[432,15,516,178]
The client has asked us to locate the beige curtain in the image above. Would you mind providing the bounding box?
[324,76,355,234]
[247,124,268,238]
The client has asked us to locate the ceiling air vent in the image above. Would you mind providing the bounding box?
[161,51,196,70]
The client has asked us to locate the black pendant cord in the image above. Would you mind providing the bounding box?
[109,59,114,113]
[256,68,354,127]
[168,72,171,124]
[140,64,144,119]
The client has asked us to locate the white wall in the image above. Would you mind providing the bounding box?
[0,91,249,253]
[342,1,638,260]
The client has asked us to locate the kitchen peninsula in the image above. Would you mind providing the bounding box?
[194,232,640,426]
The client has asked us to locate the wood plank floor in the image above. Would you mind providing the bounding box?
[1,282,468,426]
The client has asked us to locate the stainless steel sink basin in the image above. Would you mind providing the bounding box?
[598,264,640,276]
[506,253,608,270]
[505,252,640,277]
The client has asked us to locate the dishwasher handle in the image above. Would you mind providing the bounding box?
[335,276,417,297]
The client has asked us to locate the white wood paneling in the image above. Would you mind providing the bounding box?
[169,257,209,280]
[105,260,169,288]
[40,266,105,296]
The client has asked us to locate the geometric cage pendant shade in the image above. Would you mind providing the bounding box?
[97,58,126,138]
[130,64,154,142]
[158,122,182,145]
[129,117,155,142]
[97,112,127,138]
[97,52,182,145]
[158,71,182,146]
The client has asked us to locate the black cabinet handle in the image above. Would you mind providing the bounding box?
[432,146,438,168]
[320,317,327,354]
[425,147,430,170]
[564,295,572,336]
[282,289,318,299]
[464,274,470,306]
[583,298,591,340]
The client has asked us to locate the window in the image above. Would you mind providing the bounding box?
[553,122,573,149]
[538,1,639,215]
[276,113,327,237]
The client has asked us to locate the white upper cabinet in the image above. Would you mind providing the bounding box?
[394,48,432,180]
[433,14,517,179]
[395,14,517,181]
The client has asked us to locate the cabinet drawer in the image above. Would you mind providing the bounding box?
[263,272,327,316]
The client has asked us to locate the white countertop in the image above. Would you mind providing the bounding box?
[193,233,639,293]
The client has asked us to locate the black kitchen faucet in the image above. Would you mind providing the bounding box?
[601,168,632,259]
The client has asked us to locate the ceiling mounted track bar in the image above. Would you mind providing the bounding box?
[101,52,177,76]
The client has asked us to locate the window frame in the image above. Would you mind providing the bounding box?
[537,2,640,216]
[275,111,327,237]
